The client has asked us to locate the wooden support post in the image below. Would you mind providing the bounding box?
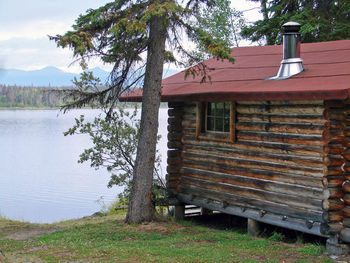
[174,205,185,220]
[326,235,350,255]
[200,207,213,216]
[247,218,262,237]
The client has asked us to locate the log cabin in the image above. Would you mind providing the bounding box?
[120,22,350,255]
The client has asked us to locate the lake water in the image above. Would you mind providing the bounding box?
[0,108,168,223]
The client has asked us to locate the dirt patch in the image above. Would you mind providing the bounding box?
[124,221,187,236]
[2,227,64,240]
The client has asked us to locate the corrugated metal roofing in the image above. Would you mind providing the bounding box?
[120,39,350,102]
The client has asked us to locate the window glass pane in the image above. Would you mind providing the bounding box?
[205,102,231,133]
[224,102,230,116]
[224,118,230,132]
[207,102,213,116]
[216,102,224,117]
[207,116,214,131]
[215,117,223,132]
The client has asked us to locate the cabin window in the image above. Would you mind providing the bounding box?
[196,102,236,142]
[206,102,231,132]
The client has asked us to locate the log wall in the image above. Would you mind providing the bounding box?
[322,101,345,237]
[166,100,349,238]
[341,100,350,243]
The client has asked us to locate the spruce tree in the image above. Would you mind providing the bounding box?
[51,0,235,223]
[242,0,350,45]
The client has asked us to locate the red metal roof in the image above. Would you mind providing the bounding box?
[120,39,350,102]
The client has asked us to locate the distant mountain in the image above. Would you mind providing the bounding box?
[0,66,179,87]
[0,66,110,87]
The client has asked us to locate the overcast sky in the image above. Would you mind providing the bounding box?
[0,0,261,73]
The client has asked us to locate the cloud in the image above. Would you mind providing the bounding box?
[0,0,110,40]
[0,37,77,71]
[0,37,111,73]
[0,0,260,72]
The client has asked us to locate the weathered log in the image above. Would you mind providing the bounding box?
[323,167,344,177]
[323,156,344,167]
[180,175,322,211]
[168,117,182,126]
[322,211,344,222]
[322,130,345,144]
[238,100,323,105]
[344,128,350,137]
[181,119,196,128]
[343,164,350,173]
[167,157,182,165]
[322,176,345,187]
[237,114,325,124]
[197,135,232,143]
[182,136,324,157]
[237,105,324,115]
[324,120,345,130]
[182,161,322,188]
[167,141,182,150]
[324,145,344,155]
[325,100,346,108]
[167,124,182,132]
[343,139,350,148]
[195,102,202,138]
[343,194,350,205]
[167,132,182,141]
[166,173,180,181]
[237,131,323,146]
[167,149,181,158]
[343,181,350,193]
[166,180,179,189]
[182,114,196,122]
[168,108,184,117]
[323,109,346,121]
[343,206,350,218]
[181,167,322,199]
[183,144,323,168]
[322,199,345,211]
[183,106,197,115]
[320,222,344,235]
[342,149,350,160]
[236,122,323,135]
[178,183,322,221]
[182,128,196,136]
[182,151,324,177]
[323,188,344,199]
[168,102,184,109]
[343,218,350,228]
[167,165,181,174]
[340,228,350,243]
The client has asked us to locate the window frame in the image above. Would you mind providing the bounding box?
[196,101,236,142]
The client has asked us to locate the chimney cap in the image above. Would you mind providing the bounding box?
[282,21,301,33]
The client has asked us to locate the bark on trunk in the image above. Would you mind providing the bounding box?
[126,12,167,223]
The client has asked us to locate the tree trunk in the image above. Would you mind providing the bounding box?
[126,12,167,223]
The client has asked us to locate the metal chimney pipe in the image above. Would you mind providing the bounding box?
[283,21,301,59]
[267,21,305,80]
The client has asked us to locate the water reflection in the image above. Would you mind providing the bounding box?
[0,108,168,223]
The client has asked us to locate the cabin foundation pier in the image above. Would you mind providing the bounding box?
[174,204,185,220]
[326,236,350,255]
[247,218,262,237]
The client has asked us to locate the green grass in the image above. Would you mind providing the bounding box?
[0,214,339,262]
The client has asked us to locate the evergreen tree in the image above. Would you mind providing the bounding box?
[242,0,350,45]
[50,0,235,223]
